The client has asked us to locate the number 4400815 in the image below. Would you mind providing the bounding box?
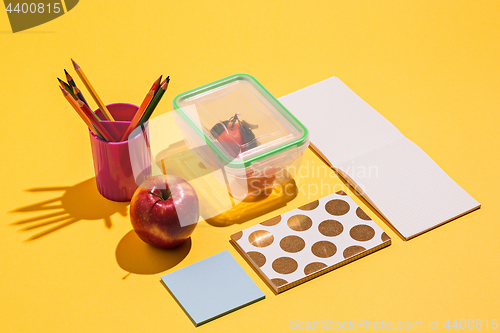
[5,3,61,14]
[444,319,498,329]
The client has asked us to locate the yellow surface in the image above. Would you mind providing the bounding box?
[1,1,499,332]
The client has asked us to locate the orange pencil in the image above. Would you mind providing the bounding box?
[60,86,104,139]
[76,100,116,142]
[61,86,115,141]
[138,76,170,126]
[119,76,162,141]
[71,59,115,121]
[60,86,94,131]
[151,75,162,95]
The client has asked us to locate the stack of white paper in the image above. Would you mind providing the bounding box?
[279,77,480,239]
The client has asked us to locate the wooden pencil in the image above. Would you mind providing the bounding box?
[151,75,162,95]
[72,85,96,118]
[60,86,92,129]
[60,86,104,139]
[137,76,170,127]
[65,69,90,108]
[73,88,101,121]
[60,86,114,141]
[71,59,115,121]
[77,100,116,142]
[58,78,75,97]
[64,69,76,86]
[119,76,162,141]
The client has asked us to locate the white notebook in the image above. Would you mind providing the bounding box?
[278,77,480,239]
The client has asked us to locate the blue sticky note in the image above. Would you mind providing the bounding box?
[161,250,265,326]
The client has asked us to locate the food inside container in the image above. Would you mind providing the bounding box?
[172,73,309,201]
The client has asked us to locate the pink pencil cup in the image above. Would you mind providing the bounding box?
[89,103,152,202]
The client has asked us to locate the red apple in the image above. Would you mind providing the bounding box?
[217,123,246,147]
[130,175,199,249]
[210,114,257,157]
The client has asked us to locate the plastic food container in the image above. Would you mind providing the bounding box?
[172,74,309,201]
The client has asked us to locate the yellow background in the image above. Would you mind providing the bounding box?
[1,1,499,332]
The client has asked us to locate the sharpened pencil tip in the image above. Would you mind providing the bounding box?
[57,77,63,83]
[71,58,80,70]
[166,76,170,83]
[59,86,68,95]
[64,69,69,75]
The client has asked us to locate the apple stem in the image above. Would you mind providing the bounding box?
[148,191,164,201]
[228,113,252,134]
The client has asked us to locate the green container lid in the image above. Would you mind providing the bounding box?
[172,73,309,169]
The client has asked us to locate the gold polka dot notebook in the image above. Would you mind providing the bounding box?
[230,191,391,294]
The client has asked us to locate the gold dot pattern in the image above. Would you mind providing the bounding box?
[247,251,266,267]
[260,215,281,226]
[280,236,305,253]
[356,207,372,220]
[272,257,298,274]
[287,215,313,231]
[298,200,319,211]
[350,225,375,242]
[248,230,274,247]
[304,262,327,275]
[271,278,288,288]
[311,241,337,258]
[343,245,366,259]
[325,199,350,216]
[231,192,391,293]
[232,231,242,241]
[318,220,343,237]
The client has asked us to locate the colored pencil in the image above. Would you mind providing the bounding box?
[72,85,95,117]
[73,86,101,121]
[58,78,75,97]
[76,99,116,142]
[152,75,162,95]
[60,86,114,141]
[69,86,101,124]
[119,76,162,141]
[64,69,75,86]
[66,69,90,108]
[60,86,92,129]
[71,59,115,121]
[60,86,105,140]
[137,76,170,127]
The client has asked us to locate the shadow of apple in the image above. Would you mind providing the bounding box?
[115,230,191,276]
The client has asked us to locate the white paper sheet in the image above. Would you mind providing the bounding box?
[278,77,480,239]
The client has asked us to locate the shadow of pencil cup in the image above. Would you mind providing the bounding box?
[10,178,128,241]
[89,103,152,202]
